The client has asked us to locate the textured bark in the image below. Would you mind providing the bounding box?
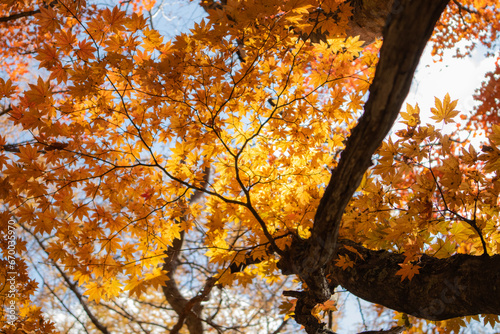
[346,0,395,44]
[330,240,500,320]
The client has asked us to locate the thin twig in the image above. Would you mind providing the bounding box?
[453,0,479,14]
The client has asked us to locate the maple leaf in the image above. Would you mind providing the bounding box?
[335,254,354,270]
[0,77,16,98]
[483,314,499,328]
[35,44,60,70]
[36,6,60,32]
[430,93,460,124]
[125,12,148,32]
[488,124,500,145]
[278,300,296,320]
[0,177,11,199]
[49,63,69,84]
[396,262,421,282]
[55,30,77,54]
[17,145,39,165]
[26,77,52,105]
[140,187,155,201]
[76,40,97,61]
[400,103,420,127]
[103,278,123,299]
[46,242,67,262]
[142,28,164,51]
[461,144,478,164]
[102,6,127,32]
[144,267,169,289]
[125,277,149,298]
[83,282,103,303]
[143,0,155,11]
[317,299,337,312]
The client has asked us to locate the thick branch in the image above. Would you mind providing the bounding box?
[1,142,68,153]
[162,232,204,334]
[329,240,500,320]
[294,0,449,277]
[162,166,211,333]
[278,0,450,332]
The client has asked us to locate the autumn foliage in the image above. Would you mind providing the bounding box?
[0,0,500,333]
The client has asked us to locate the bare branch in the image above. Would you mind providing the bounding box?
[0,1,57,23]
[0,8,42,22]
[0,105,12,117]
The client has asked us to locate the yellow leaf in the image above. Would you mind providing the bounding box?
[103,278,123,299]
[430,93,459,124]
[125,278,149,298]
[83,282,103,303]
[400,103,420,127]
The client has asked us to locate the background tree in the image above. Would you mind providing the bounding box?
[1,0,500,333]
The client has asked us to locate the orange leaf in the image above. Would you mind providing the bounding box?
[0,78,16,98]
[26,77,52,105]
[396,263,420,281]
[36,6,60,32]
[76,40,97,61]
[102,6,127,32]
[335,254,354,270]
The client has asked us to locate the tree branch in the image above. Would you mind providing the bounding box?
[452,0,479,15]
[328,240,500,320]
[0,1,57,23]
[0,8,42,22]
[309,0,450,278]
[162,231,205,334]
[278,0,450,332]
[0,105,12,117]
[358,326,405,334]
[162,166,212,333]
[280,0,451,277]
[1,142,68,153]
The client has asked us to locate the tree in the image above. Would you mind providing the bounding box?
[1,0,500,333]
